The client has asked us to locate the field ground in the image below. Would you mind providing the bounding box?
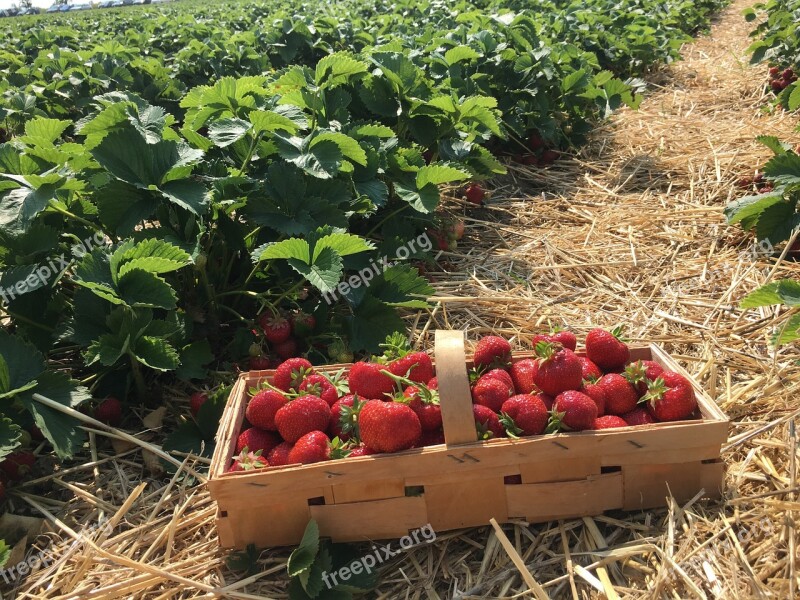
[6,0,800,597]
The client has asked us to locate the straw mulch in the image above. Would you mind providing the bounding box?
[5,0,800,597]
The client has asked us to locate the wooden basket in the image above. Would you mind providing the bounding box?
[208,330,728,549]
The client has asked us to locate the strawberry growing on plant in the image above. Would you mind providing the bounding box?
[259,314,292,344]
[248,356,273,370]
[0,451,35,481]
[463,183,486,205]
[95,396,122,426]
[290,311,316,337]
[274,337,299,360]
[189,391,208,417]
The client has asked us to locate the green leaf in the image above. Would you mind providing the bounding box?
[117,269,178,309]
[287,520,320,577]
[724,193,786,226]
[85,333,130,367]
[95,180,160,236]
[23,118,70,145]
[444,46,480,64]
[299,545,332,597]
[0,417,22,462]
[312,133,367,166]
[313,233,374,260]
[368,264,433,308]
[0,540,10,570]
[160,180,209,215]
[0,185,56,235]
[208,118,252,148]
[315,53,368,88]
[133,336,180,371]
[114,238,191,278]
[562,69,589,92]
[289,247,343,293]
[276,134,343,179]
[395,181,440,214]
[0,356,9,394]
[253,238,311,263]
[346,295,406,352]
[740,280,800,308]
[773,313,800,345]
[789,84,800,112]
[762,153,800,185]
[757,135,789,155]
[0,330,45,393]
[415,164,471,188]
[249,110,301,135]
[176,340,214,381]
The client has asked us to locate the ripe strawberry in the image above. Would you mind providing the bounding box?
[328,394,358,441]
[347,445,377,457]
[579,357,603,381]
[358,400,421,453]
[769,66,780,76]
[236,427,281,455]
[480,368,515,392]
[473,335,512,369]
[299,374,339,406]
[597,373,639,415]
[528,130,545,150]
[580,381,607,416]
[624,360,665,397]
[473,404,504,440]
[536,392,554,410]
[398,385,423,412]
[259,314,291,344]
[291,312,316,337]
[771,79,784,92]
[500,395,548,436]
[593,415,628,430]
[522,154,539,166]
[389,352,434,384]
[249,356,273,370]
[274,395,331,443]
[585,327,630,371]
[273,358,314,391]
[95,396,122,426]
[267,442,293,466]
[553,391,597,431]
[414,399,442,432]
[783,68,794,80]
[274,337,299,359]
[533,343,582,396]
[550,330,577,351]
[621,407,656,426]
[0,451,35,481]
[429,229,453,251]
[418,428,445,447]
[189,392,208,417]
[228,449,268,472]
[423,149,434,164]
[464,183,485,205]
[510,359,539,394]
[643,371,697,422]
[287,431,331,464]
[246,389,289,431]
[539,149,559,165]
[472,376,513,412]
[348,362,395,399]
[531,333,551,347]
[427,376,438,389]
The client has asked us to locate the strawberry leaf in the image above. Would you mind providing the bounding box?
[287,519,320,578]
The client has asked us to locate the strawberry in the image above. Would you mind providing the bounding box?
[418,428,445,447]
[531,333,551,347]
[522,154,539,166]
[472,376,513,412]
[427,376,438,389]
[249,356,273,370]
[389,352,434,384]
[585,327,630,371]
[189,392,208,417]
[348,445,377,457]
[510,359,539,394]
[274,395,331,443]
[624,360,664,397]
[423,149,434,164]
[259,314,291,344]
[413,397,442,432]
[473,404,504,440]
[328,394,357,441]
[621,407,656,426]
[783,68,794,80]
[578,357,603,381]
[593,415,628,430]
[473,335,512,369]
[769,66,780,76]
[0,451,35,481]
[399,385,423,412]
[597,373,639,415]
[451,220,465,241]
[358,400,421,453]
[236,427,281,455]
[771,79,784,92]
[288,431,331,464]
[539,149,559,165]
[550,330,577,351]
[246,389,289,431]
[327,339,354,364]
[642,371,697,422]
[274,337,299,359]
[95,396,122,426]
[464,183,485,205]
[228,449,268,472]
[429,229,453,251]
[553,391,597,431]
[580,381,607,416]
[273,358,314,391]
[299,373,339,406]
[291,311,316,337]
[536,392,555,410]
[533,343,582,396]
[267,442,293,466]
[348,362,395,399]
[500,395,548,436]
[480,368,515,392]
[528,130,545,150]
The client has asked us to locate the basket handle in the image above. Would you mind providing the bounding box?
[434,329,477,446]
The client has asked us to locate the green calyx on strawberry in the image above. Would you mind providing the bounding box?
[336,395,365,441]
[533,342,583,396]
[229,447,269,472]
[640,372,697,422]
[272,357,314,391]
[473,404,504,440]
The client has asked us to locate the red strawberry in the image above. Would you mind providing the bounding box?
[510,359,539,394]
[246,389,289,431]
[389,352,434,384]
[267,442,293,466]
[259,314,291,344]
[481,368,515,392]
[287,431,331,464]
[624,360,665,397]
[274,395,331,443]
[585,328,630,371]
[464,183,485,205]
[291,312,316,337]
[597,373,639,415]
[539,149,559,165]
[593,415,628,430]
[769,66,780,76]
[550,330,577,351]
[348,362,395,399]
[783,68,794,80]
[228,449,268,472]
[273,358,314,391]
[274,337,299,359]
[580,381,607,416]
[299,374,339,406]
[0,451,35,481]
[358,400,421,453]
[427,376,438,389]
[473,335,512,369]
[500,394,548,436]
[528,130,545,150]
[472,377,513,412]
[414,400,442,432]
[533,343,582,396]
[249,356,273,370]
[328,394,357,441]
[578,357,603,381]
[236,427,281,455]
[399,385,424,412]
[770,80,783,92]
[348,445,377,457]
[536,392,555,410]
[473,404,504,440]
[643,371,697,422]
[95,396,122,426]
[553,391,597,431]
[189,392,208,417]
[418,428,445,447]
[531,333,551,347]
[621,407,656,426]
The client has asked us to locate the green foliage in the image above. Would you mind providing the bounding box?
[740,280,800,345]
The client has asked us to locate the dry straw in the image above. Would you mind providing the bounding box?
[6,0,800,596]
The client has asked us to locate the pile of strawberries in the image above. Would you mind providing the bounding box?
[511,130,560,167]
[229,328,700,472]
[768,66,797,93]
